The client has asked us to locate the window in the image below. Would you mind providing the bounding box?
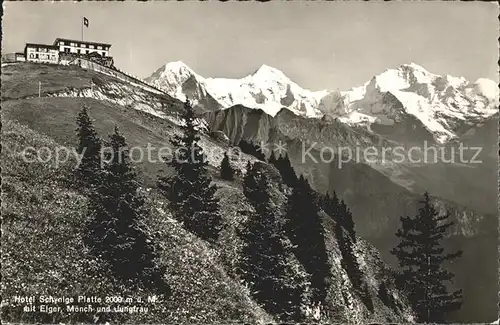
[51,55,55,60]
[30,54,34,59]
[97,45,102,50]
[81,44,86,48]
[64,48,70,53]
[59,41,64,46]
[70,42,75,47]
[35,54,39,59]
[77,49,81,54]
[86,50,89,54]
[89,44,94,49]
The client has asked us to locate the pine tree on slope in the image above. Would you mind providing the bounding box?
[238,140,266,161]
[391,192,462,322]
[285,175,332,305]
[157,100,223,243]
[75,105,102,188]
[239,163,308,321]
[338,199,356,243]
[84,127,170,296]
[320,192,339,219]
[322,192,368,307]
[220,151,235,181]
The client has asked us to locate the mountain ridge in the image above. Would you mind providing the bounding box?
[146,61,498,143]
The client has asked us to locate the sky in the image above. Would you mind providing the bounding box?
[2,1,498,90]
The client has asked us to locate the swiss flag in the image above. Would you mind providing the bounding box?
[83,17,89,28]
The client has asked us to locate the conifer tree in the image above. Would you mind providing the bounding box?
[75,105,102,188]
[157,100,223,242]
[220,151,235,181]
[243,162,259,199]
[320,192,339,219]
[333,211,364,294]
[269,153,298,188]
[322,192,365,302]
[267,152,277,165]
[285,175,331,305]
[85,127,170,296]
[238,140,266,161]
[239,164,307,321]
[338,199,356,243]
[391,192,462,322]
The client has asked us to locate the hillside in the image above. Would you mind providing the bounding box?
[1,120,273,324]
[1,62,415,323]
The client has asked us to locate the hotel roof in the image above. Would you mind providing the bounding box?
[53,38,112,48]
[25,43,59,50]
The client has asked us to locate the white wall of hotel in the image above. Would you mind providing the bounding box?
[16,53,26,62]
[1,53,25,63]
[25,46,59,64]
[55,40,110,57]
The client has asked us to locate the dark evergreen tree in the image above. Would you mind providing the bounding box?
[335,218,363,291]
[239,164,307,321]
[391,192,463,322]
[75,105,102,188]
[285,175,331,305]
[268,153,298,188]
[157,100,223,243]
[267,152,277,165]
[238,140,266,161]
[320,192,339,219]
[322,192,365,299]
[220,151,235,181]
[243,162,259,199]
[84,127,170,296]
[338,199,356,243]
[378,281,399,312]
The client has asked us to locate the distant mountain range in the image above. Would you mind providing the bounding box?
[146,61,498,143]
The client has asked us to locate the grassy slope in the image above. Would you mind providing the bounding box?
[2,63,108,100]
[1,119,271,324]
[2,63,169,102]
[2,97,174,186]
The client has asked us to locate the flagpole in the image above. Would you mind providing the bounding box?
[81,17,83,42]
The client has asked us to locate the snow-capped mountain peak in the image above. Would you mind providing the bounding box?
[145,61,202,100]
[165,60,193,72]
[155,60,198,82]
[252,64,290,80]
[148,62,326,117]
[339,63,498,142]
[371,63,437,93]
[473,78,498,100]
